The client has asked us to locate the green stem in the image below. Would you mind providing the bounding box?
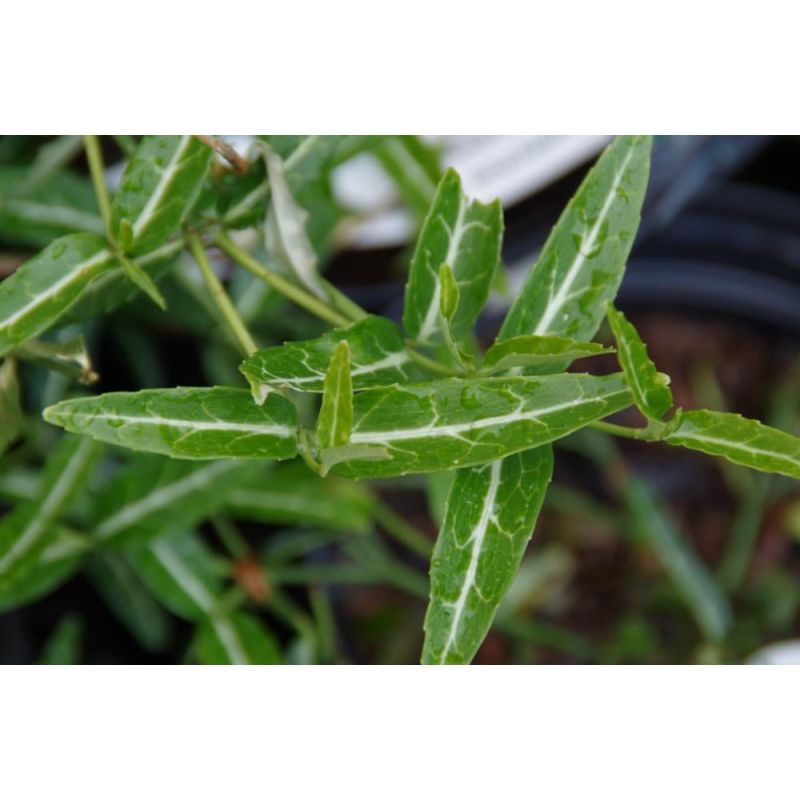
[215,231,351,328]
[405,345,463,377]
[83,135,113,241]
[188,234,258,357]
[211,515,249,559]
[589,420,658,441]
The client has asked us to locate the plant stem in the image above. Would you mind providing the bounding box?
[211,515,249,559]
[215,231,351,328]
[83,135,113,241]
[589,420,657,441]
[188,234,258,357]
[405,345,462,377]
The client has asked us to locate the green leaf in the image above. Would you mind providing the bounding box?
[403,169,502,345]
[0,233,116,356]
[38,615,83,665]
[331,372,632,479]
[221,136,342,230]
[375,135,442,218]
[0,165,102,247]
[499,136,651,344]
[226,462,372,532]
[317,341,352,451]
[86,552,173,652]
[482,335,613,373]
[0,528,87,612]
[0,435,99,588]
[120,256,167,310]
[422,446,553,664]
[60,240,182,325]
[261,143,328,300]
[111,135,213,256]
[621,471,731,642]
[665,409,800,480]
[240,315,432,398]
[128,530,223,621]
[90,456,255,545]
[13,335,98,384]
[0,358,23,455]
[9,136,83,198]
[606,304,672,421]
[43,387,299,460]
[194,611,281,664]
[438,262,460,321]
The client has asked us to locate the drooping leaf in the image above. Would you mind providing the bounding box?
[86,552,172,652]
[38,615,83,665]
[606,303,672,421]
[128,530,223,621]
[120,256,167,310]
[240,315,432,398]
[331,373,632,479]
[0,358,23,455]
[0,233,116,355]
[422,446,553,664]
[375,135,442,218]
[403,169,502,345]
[90,456,255,545]
[194,611,281,664]
[0,435,99,588]
[499,136,652,344]
[261,143,328,300]
[482,334,613,373]
[221,136,342,230]
[43,387,299,460]
[317,341,352,451]
[226,462,372,533]
[665,409,800,479]
[111,135,213,256]
[13,335,98,384]
[621,470,731,642]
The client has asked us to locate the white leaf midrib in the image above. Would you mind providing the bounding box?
[440,460,502,662]
[350,389,628,445]
[534,144,636,336]
[131,135,191,239]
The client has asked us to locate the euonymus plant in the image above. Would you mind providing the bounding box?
[2,134,799,664]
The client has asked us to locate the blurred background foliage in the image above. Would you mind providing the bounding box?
[2,135,800,664]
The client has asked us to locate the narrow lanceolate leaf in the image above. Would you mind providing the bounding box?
[0,233,115,355]
[13,335,98,384]
[60,240,182,325]
[261,143,327,300]
[423,447,553,664]
[375,135,442,218]
[86,553,172,652]
[38,615,84,665]
[499,136,651,344]
[606,304,672,421]
[129,530,222,621]
[240,316,432,397]
[227,462,372,533]
[222,136,342,229]
[403,169,502,345]
[0,528,87,612]
[317,341,352,451]
[194,612,281,665]
[621,472,731,642]
[91,456,255,545]
[43,387,299,460]
[0,358,23,455]
[665,410,800,480]
[0,435,98,587]
[111,135,213,256]
[331,372,632,479]
[120,257,167,310]
[482,334,612,373]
